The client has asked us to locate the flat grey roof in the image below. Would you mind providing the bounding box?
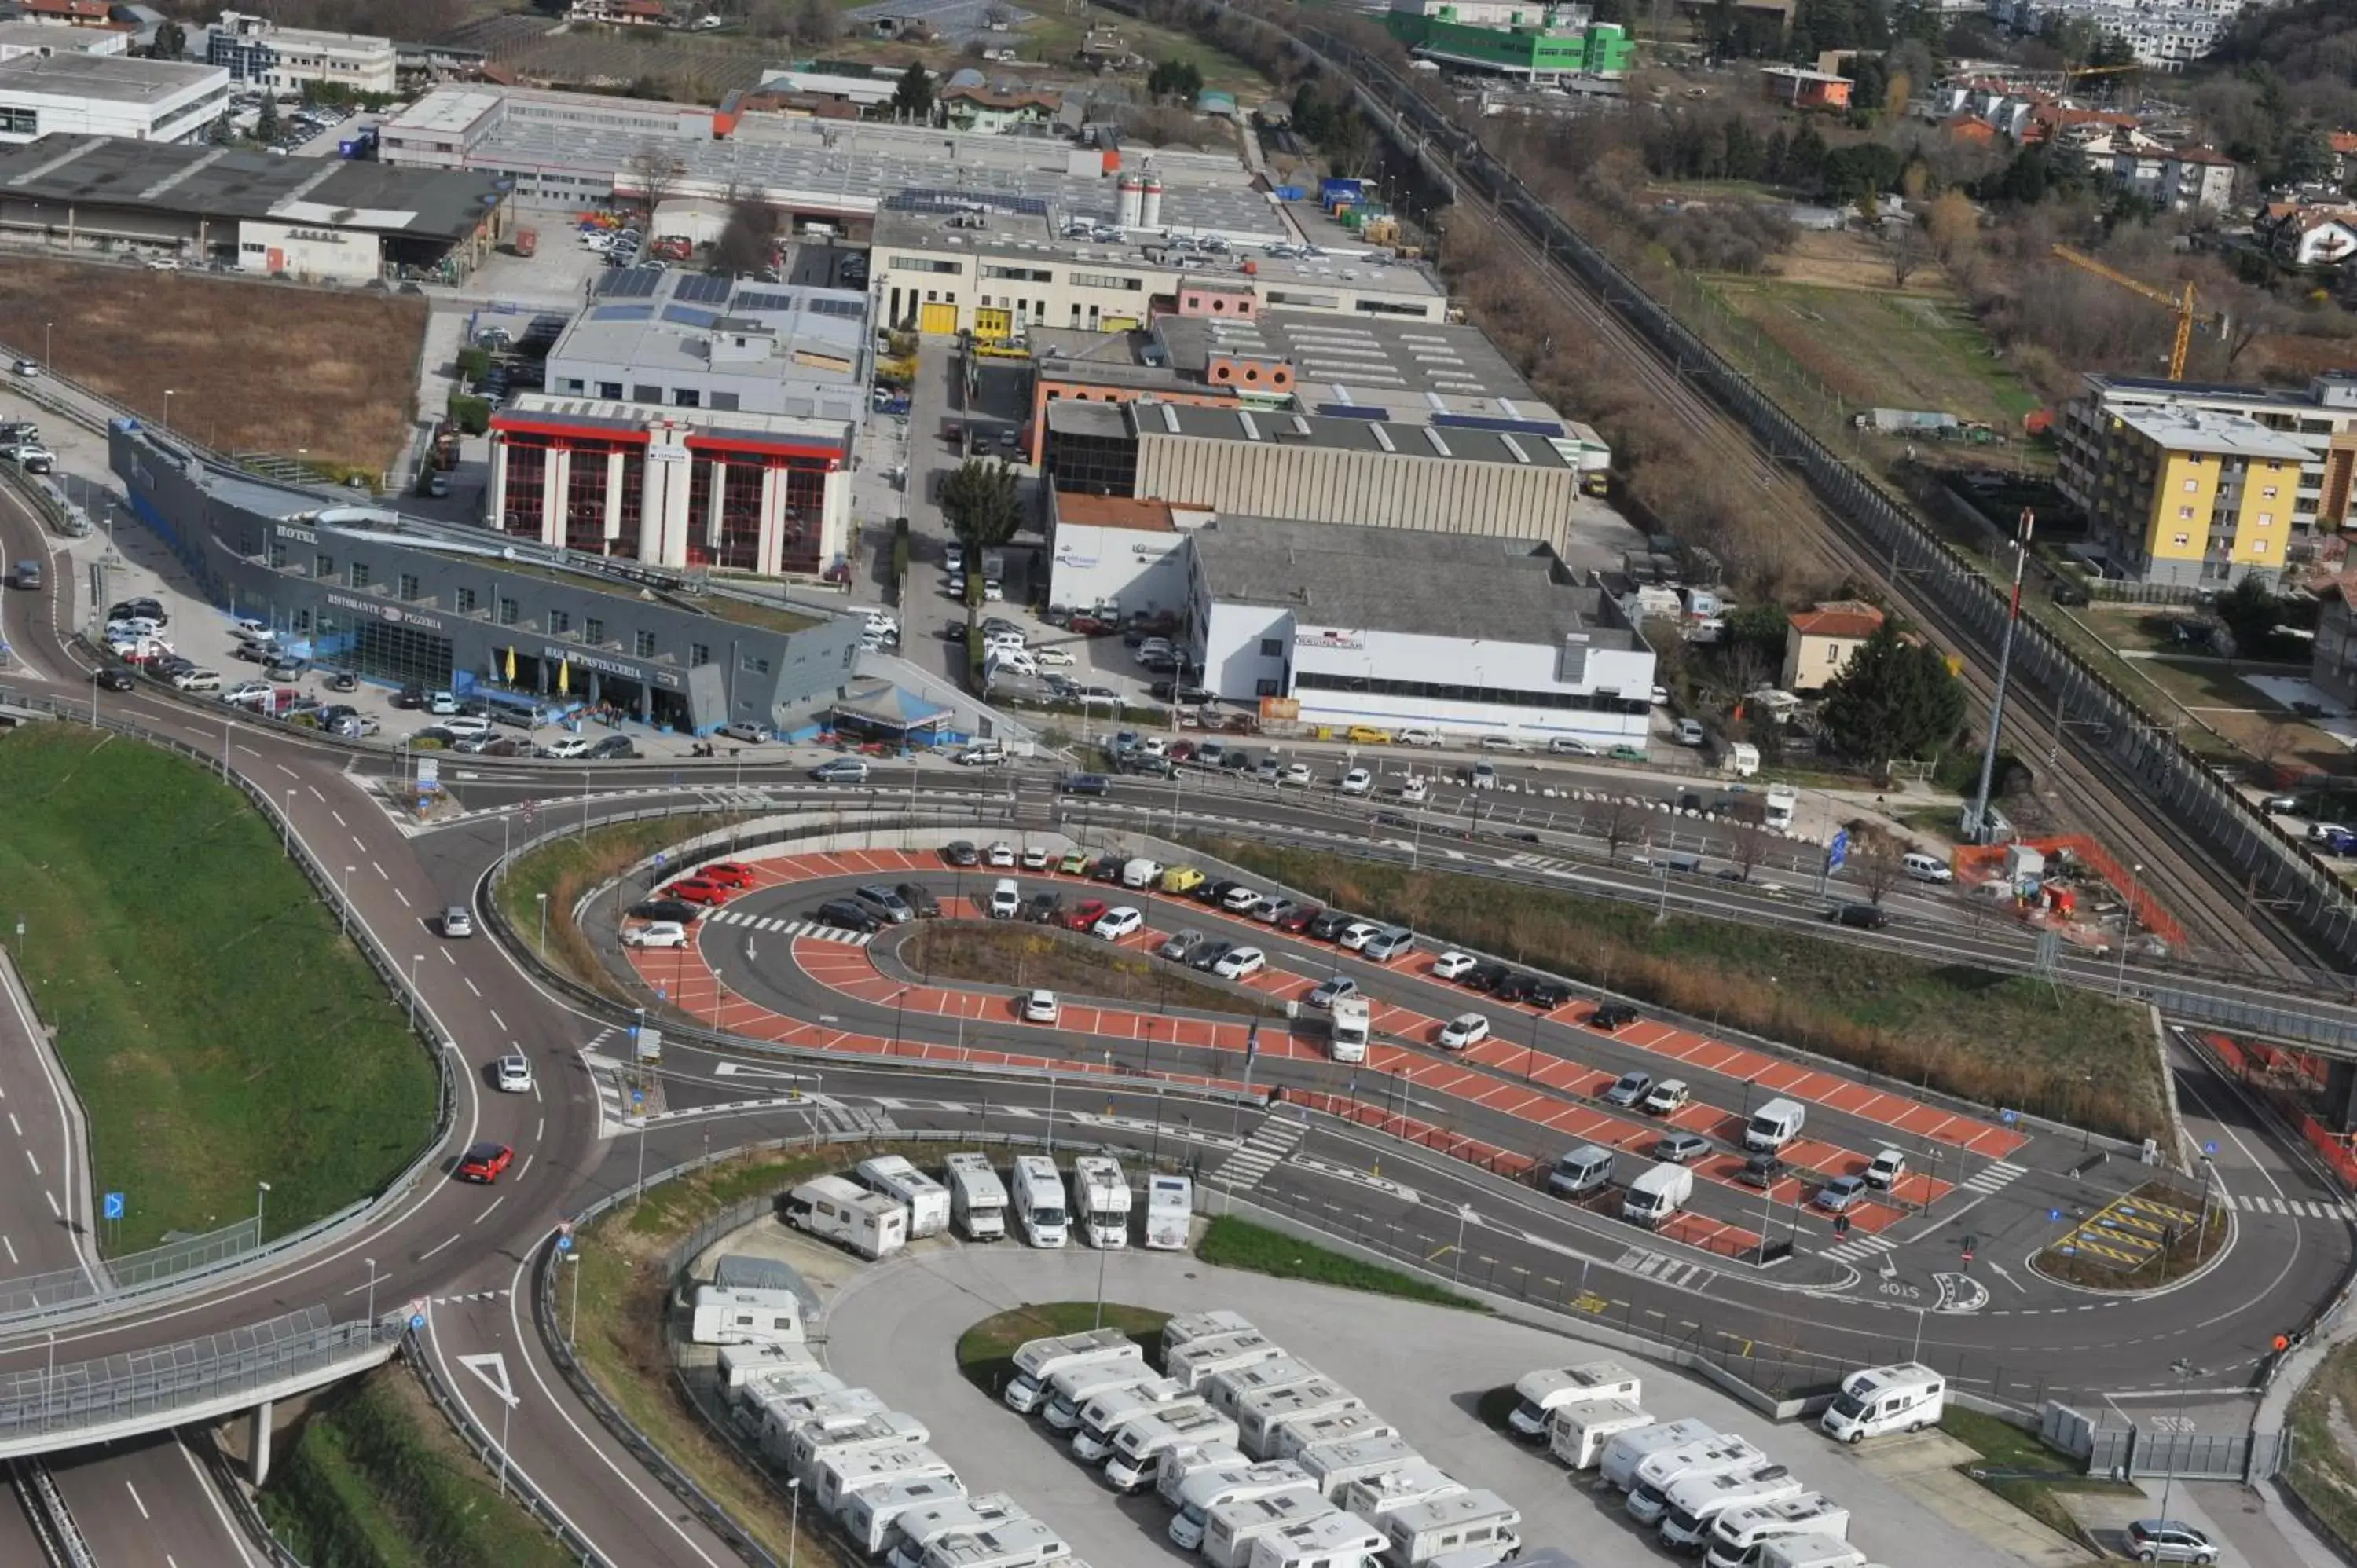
[1154,313,1552,423]
[1142,401,1576,470]
[0,50,218,104]
[1189,515,1640,647]
[550,267,867,414]
[0,135,507,240]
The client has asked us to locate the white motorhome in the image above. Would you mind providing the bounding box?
[1296,1433,1422,1500]
[1599,1416,1719,1492]
[1505,1360,1642,1440]
[813,1445,959,1517]
[1242,1507,1386,1568]
[1763,783,1799,832]
[1164,1310,1257,1351]
[1009,1156,1067,1247]
[883,1493,1027,1568]
[1156,1438,1255,1509]
[841,1474,969,1557]
[1703,1494,1851,1568]
[1105,1403,1242,1492]
[1145,1173,1195,1250]
[1070,1379,1200,1462]
[717,1341,819,1390]
[1658,1464,1806,1552]
[1266,1405,1395,1463]
[753,1387,888,1464]
[1169,1331,1288,1392]
[1203,1489,1340,1568]
[1204,1355,1323,1420]
[1071,1155,1131,1248]
[1043,1358,1161,1432]
[787,1410,931,1483]
[856,1155,952,1238]
[1334,1461,1465,1523]
[1743,1097,1807,1152]
[915,1517,1073,1568]
[1819,1362,1945,1444]
[943,1152,1010,1241]
[1236,1379,1363,1460]
[1624,1434,1769,1522]
[783,1176,909,1260]
[1758,1534,1869,1568]
[1376,1489,1522,1567]
[1002,1328,1140,1416]
[690,1284,806,1348]
[1327,995,1370,1064]
[1168,1460,1316,1549]
[1549,1400,1655,1471]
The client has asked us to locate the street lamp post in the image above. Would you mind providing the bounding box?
[284,788,296,853]
[341,864,354,936]
[255,1180,271,1238]
[408,954,423,1029]
[893,987,909,1057]
[567,1249,582,1344]
[786,1478,802,1568]
[2156,1358,2205,1522]
[536,892,548,954]
[2114,863,2143,997]
[161,388,174,434]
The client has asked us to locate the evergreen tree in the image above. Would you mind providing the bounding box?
[891,62,933,123]
[1821,622,1967,777]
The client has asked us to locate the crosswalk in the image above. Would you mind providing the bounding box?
[2231,1194,2356,1220]
[812,1104,900,1137]
[699,908,875,946]
[1207,1117,1308,1192]
[1614,1246,1719,1291]
[1820,1232,1897,1267]
[1959,1159,2028,1197]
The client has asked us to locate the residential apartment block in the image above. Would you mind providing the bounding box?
[205,9,394,96]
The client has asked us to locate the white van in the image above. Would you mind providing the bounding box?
[1820,1362,1945,1443]
[1743,1097,1807,1152]
[1545,1144,1615,1200]
[1143,1174,1194,1250]
[1902,851,1953,883]
[1122,856,1165,888]
[988,877,1021,918]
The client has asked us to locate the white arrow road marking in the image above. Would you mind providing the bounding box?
[458,1351,519,1408]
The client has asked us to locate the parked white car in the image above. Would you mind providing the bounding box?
[1094,907,1145,940]
[1212,947,1266,979]
[623,921,690,949]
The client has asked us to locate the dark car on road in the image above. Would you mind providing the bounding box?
[587,735,637,760]
[812,899,883,933]
[1058,773,1111,797]
[93,667,135,692]
[1832,903,1890,930]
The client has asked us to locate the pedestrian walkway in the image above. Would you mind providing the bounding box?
[1207,1116,1307,1191]
[1613,1244,1720,1292]
[1822,1232,1898,1268]
[1959,1158,2029,1197]
[701,908,875,946]
[2231,1194,2355,1220]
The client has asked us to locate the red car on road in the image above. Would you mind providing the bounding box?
[456,1141,514,1183]
[699,862,758,888]
[668,878,731,907]
[1061,898,1108,932]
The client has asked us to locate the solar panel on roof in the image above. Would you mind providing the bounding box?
[672,271,732,305]
[733,291,795,313]
[590,303,654,321]
[662,305,719,328]
[806,298,863,319]
[597,267,662,299]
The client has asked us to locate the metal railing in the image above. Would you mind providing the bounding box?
[399,1341,603,1567]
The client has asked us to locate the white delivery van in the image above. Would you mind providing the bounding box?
[1009,1156,1067,1247]
[1820,1362,1945,1443]
[1757,1533,1868,1568]
[944,1152,1009,1241]
[1235,1379,1363,1460]
[1505,1360,1642,1439]
[1335,1460,1465,1522]
[1204,1355,1323,1421]
[1071,1155,1131,1247]
[786,1410,931,1484]
[1105,1403,1241,1491]
[782,1176,909,1260]
[1242,1508,1386,1568]
[913,1517,1072,1568]
[1001,1328,1140,1416]
[841,1473,968,1557]
[1203,1489,1339,1568]
[1169,1460,1316,1551]
[856,1155,951,1238]
[1043,1358,1161,1432]
[1546,1144,1615,1200]
[1164,1310,1258,1351]
[1265,1405,1395,1463]
[1550,1400,1654,1471]
[1327,995,1370,1064]
[1376,1489,1522,1567]
[1070,1379,1199,1462]
[1123,856,1165,888]
[1622,1162,1694,1227]
[1658,1464,1805,1552]
[1623,1434,1769,1522]
[1744,1098,1807,1152]
[1703,1494,1851,1568]
[1168,1331,1287,1392]
[882,1493,1027,1568]
[1156,1438,1254,1508]
[1296,1432,1421,1500]
[1144,1174,1195,1250]
[1599,1416,1719,1492]
[813,1445,958,1518]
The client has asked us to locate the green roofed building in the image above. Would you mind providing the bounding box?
[1384,0,1633,80]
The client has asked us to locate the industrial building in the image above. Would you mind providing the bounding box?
[1383,0,1633,80]
[0,18,130,60]
[377,85,714,172]
[1046,491,1194,619]
[0,134,510,280]
[1182,517,1655,746]
[2057,373,2357,585]
[203,9,397,97]
[0,51,226,144]
[110,419,865,736]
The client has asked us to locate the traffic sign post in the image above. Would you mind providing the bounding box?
[1818,830,1849,895]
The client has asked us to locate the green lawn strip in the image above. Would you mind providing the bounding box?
[258,1370,576,1568]
[1195,1214,1481,1310]
[904,922,1284,1017]
[0,727,436,1249]
[496,812,742,1003]
[1190,838,2162,1141]
[956,1302,1173,1400]
[1939,1407,2133,1547]
[2285,1338,2357,1556]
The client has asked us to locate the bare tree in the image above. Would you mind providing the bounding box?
[1846,827,1905,906]
[1885,225,1932,290]
[625,142,688,212]
[1728,825,1767,884]
[1602,799,1648,863]
[2256,719,2297,773]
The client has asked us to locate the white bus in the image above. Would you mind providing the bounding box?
[942,1152,1008,1241]
[856,1155,951,1238]
[1009,1156,1067,1247]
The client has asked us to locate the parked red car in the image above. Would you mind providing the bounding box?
[1274,903,1322,934]
[668,877,731,907]
[699,861,757,888]
[1061,898,1108,932]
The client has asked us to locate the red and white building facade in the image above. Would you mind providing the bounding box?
[487,396,853,579]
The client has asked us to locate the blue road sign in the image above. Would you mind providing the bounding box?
[1826,830,1850,872]
[654,850,668,865]
[555,1234,574,1254]
[656,987,669,1002]
[409,1313,427,1332]
[2049,1207,2064,1223]
[631,1088,645,1105]
[2001,1108,2020,1127]
[102,1192,123,1221]
[2204,1140,2219,1156]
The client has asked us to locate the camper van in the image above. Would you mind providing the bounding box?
[690,1284,806,1348]
[882,1493,1028,1568]
[746,1383,874,1456]
[1069,1379,1200,1462]
[1334,1460,1465,1523]
[1743,1098,1807,1152]
[1000,1328,1141,1416]
[912,1517,1073,1568]
[1599,1417,1720,1493]
[1658,1464,1807,1552]
[1327,995,1371,1064]
[786,1410,932,1483]
[943,1152,1009,1241]
[1104,1403,1241,1492]
[1071,1155,1131,1248]
[1168,1331,1287,1393]
[812,1445,959,1518]
[1756,1534,1869,1568]
[1145,1173,1195,1250]
[1296,1433,1422,1500]
[1235,1379,1364,1460]
[1265,1405,1396,1464]
[1763,784,1799,833]
[1820,1363,1945,1443]
[717,1342,819,1390]
[856,1155,952,1238]
[1241,1508,1386,1568]
[1703,1494,1852,1568]
[1043,1359,1162,1432]
[1009,1156,1068,1247]
[1375,1489,1522,1567]
[1505,1360,1643,1440]
[1202,1489,1340,1568]
[1156,1438,1255,1510]
[1549,1400,1655,1471]
[1204,1356,1323,1421]
[782,1176,909,1260]
[841,1474,969,1558]
[1624,1434,1769,1522]
[1168,1460,1317,1551]
[1164,1310,1257,1351]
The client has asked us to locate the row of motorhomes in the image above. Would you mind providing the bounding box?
[1003,1310,1523,1568]
[780,1154,1195,1258]
[721,1339,1089,1566]
[1499,1358,1940,1566]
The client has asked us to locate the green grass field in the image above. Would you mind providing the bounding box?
[2286,1338,2357,1559]
[1941,1406,2135,1544]
[1706,280,2040,430]
[1196,1215,1479,1309]
[0,727,437,1249]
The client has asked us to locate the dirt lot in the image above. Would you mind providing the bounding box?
[0,259,427,474]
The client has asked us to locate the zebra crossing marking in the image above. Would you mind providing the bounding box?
[702,908,873,945]
[2232,1194,2355,1220]
[1206,1117,1308,1192]
[1821,1233,1897,1266]
[1612,1246,1718,1291]
[1960,1159,2028,1196]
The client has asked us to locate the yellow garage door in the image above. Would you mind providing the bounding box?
[918,301,959,335]
[974,306,1014,343]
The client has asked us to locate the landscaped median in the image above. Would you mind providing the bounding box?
[493,811,741,1002]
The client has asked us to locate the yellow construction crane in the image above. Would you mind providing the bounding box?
[2050,244,2200,379]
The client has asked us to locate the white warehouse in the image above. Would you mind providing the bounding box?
[0,53,229,146]
[1182,517,1655,747]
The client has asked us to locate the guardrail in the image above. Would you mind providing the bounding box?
[197,1431,312,1568]
[398,1338,604,1567]
[13,1460,94,1568]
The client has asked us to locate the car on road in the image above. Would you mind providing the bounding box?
[1736,1153,1786,1189]
[1021,845,1052,870]
[700,862,758,888]
[1549,736,1596,755]
[1022,989,1061,1024]
[1438,1013,1490,1050]
[9,358,35,378]
[1815,1175,1868,1212]
[1603,1071,1653,1108]
[93,668,135,692]
[1395,727,1442,747]
[943,841,981,867]
[1157,929,1203,962]
[1431,951,1478,981]
[987,841,1017,867]
[810,757,869,784]
[586,736,638,760]
[442,906,474,939]
[1589,1002,1640,1031]
[1832,903,1890,930]
[456,1141,514,1183]
[629,899,699,925]
[1652,1132,1712,1164]
[540,735,594,760]
[667,878,731,906]
[623,921,690,948]
[1094,906,1144,940]
[896,883,940,918]
[1864,1149,1908,1189]
[1222,885,1264,914]
[1058,773,1111,796]
[1639,1079,1690,1115]
[1212,947,1266,979]
[1306,976,1358,1009]
[494,1054,533,1094]
[812,899,882,933]
[1339,768,1373,796]
[2125,1520,2216,1564]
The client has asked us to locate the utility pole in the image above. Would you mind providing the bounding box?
[1966,509,2034,844]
